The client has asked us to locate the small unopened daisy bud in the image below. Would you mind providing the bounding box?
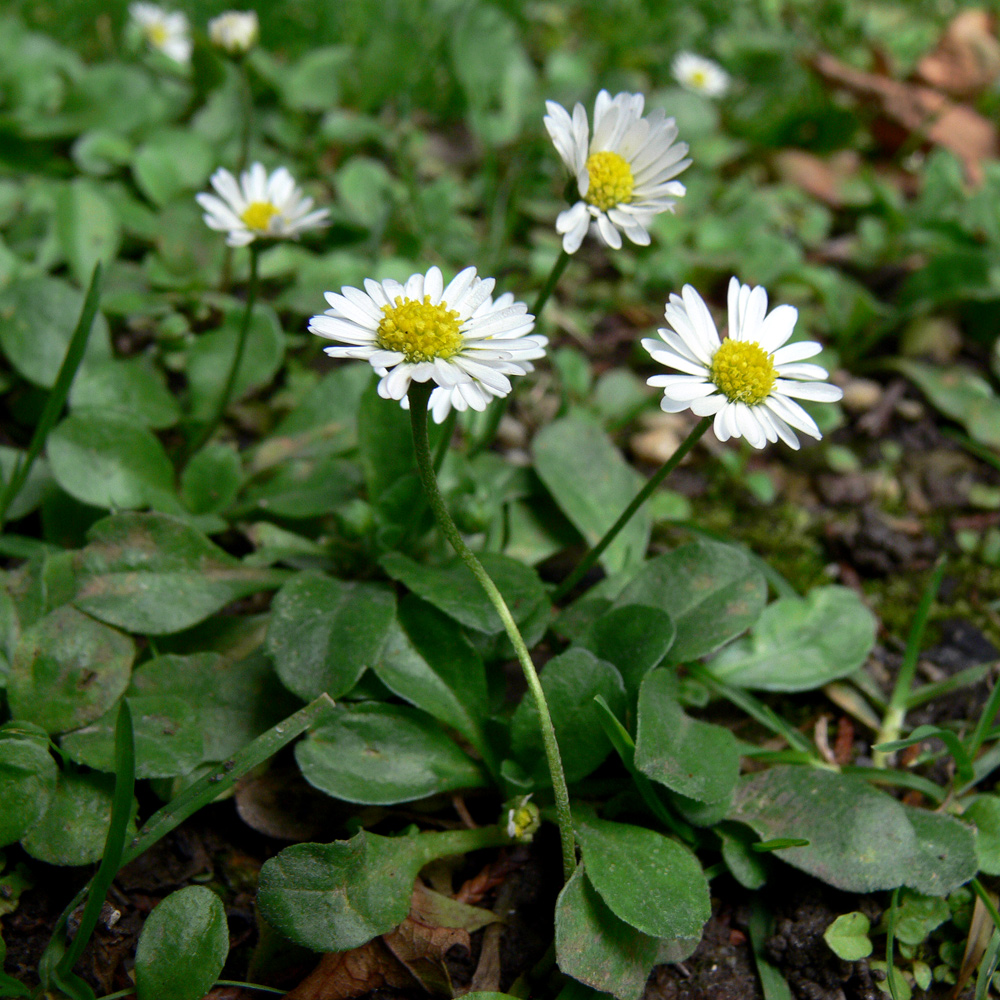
[209,10,259,55]
[503,795,540,843]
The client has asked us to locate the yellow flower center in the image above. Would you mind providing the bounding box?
[147,23,169,46]
[376,296,463,363]
[710,339,777,405]
[584,151,634,211]
[240,201,280,232]
[690,69,708,89]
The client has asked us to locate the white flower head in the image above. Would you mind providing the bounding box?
[672,52,730,98]
[642,277,843,450]
[543,90,691,255]
[310,266,546,424]
[195,163,329,247]
[209,10,259,55]
[129,2,192,64]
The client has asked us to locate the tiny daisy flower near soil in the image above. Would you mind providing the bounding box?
[196,163,328,247]
[129,2,192,64]
[543,89,692,254]
[672,52,730,98]
[643,277,843,449]
[310,266,546,423]
[209,10,259,55]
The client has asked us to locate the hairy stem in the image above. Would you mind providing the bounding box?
[553,416,711,603]
[468,248,571,457]
[187,245,259,459]
[408,381,576,881]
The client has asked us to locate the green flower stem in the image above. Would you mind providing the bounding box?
[468,248,571,457]
[874,557,945,767]
[0,263,103,535]
[237,58,254,172]
[187,244,259,459]
[531,247,570,318]
[552,415,712,604]
[408,381,576,882]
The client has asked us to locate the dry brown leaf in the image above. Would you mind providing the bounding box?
[285,940,414,1000]
[773,149,861,207]
[953,890,996,998]
[917,9,1000,97]
[234,765,345,841]
[811,51,997,184]
[383,915,470,993]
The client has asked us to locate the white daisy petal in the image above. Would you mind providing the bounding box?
[758,304,798,352]
[596,213,623,249]
[773,379,844,402]
[545,89,690,253]
[672,52,730,98]
[774,362,835,382]
[195,162,328,246]
[310,265,542,419]
[646,277,839,450]
[772,341,823,365]
[766,394,821,439]
[689,394,727,416]
[130,3,191,63]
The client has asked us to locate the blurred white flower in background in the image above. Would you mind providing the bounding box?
[643,277,843,449]
[196,163,328,247]
[672,52,730,97]
[209,10,259,55]
[129,2,192,64]
[544,90,691,254]
[310,266,546,423]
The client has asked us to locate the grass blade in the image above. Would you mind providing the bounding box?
[41,693,335,982]
[0,263,103,533]
[58,700,136,977]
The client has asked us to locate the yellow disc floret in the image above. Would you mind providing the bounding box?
[147,23,169,46]
[584,151,634,212]
[376,296,463,363]
[709,338,777,405]
[689,69,708,90]
[241,201,280,232]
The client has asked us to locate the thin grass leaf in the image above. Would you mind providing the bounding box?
[592,694,696,845]
[752,838,810,852]
[748,898,793,1000]
[58,700,135,977]
[840,765,946,804]
[907,664,991,711]
[974,929,1000,1000]
[688,664,814,755]
[876,559,946,759]
[965,741,1000,794]
[873,724,974,786]
[967,669,1000,758]
[885,888,905,1000]
[41,693,335,981]
[0,263,103,532]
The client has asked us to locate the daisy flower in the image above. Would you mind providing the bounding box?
[543,90,691,254]
[208,10,259,55]
[195,163,329,247]
[642,278,843,450]
[672,52,730,98]
[309,266,546,424]
[129,2,192,64]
